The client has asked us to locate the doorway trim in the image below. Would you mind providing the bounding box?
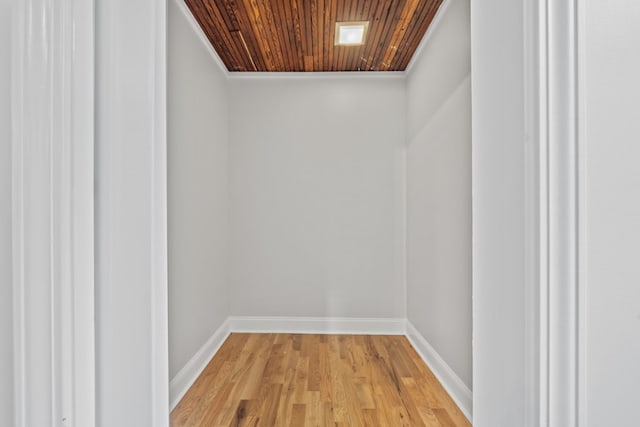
[11,0,95,425]
[523,0,583,425]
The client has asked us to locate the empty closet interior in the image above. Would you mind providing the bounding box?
[167,0,471,419]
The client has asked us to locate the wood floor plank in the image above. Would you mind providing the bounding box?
[289,403,306,426]
[171,333,471,427]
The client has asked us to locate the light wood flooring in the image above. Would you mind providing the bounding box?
[171,333,471,427]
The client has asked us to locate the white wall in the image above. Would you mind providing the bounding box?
[229,76,406,319]
[581,2,640,425]
[406,0,472,391]
[0,0,14,424]
[167,0,230,381]
[407,0,471,142]
[471,0,527,425]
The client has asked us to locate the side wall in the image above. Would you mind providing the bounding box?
[229,76,406,320]
[406,0,472,391]
[167,0,230,380]
[0,0,13,424]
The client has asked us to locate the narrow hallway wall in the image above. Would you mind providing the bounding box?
[168,0,230,381]
[406,0,472,393]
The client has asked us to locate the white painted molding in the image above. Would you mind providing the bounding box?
[575,2,588,425]
[151,0,170,425]
[522,0,582,425]
[522,0,545,425]
[170,319,232,410]
[406,321,472,422]
[404,0,452,75]
[227,71,406,80]
[228,316,406,335]
[11,0,95,426]
[544,1,581,426]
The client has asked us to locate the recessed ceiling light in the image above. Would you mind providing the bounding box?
[335,21,369,46]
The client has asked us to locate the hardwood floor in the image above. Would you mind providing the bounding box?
[171,333,471,427]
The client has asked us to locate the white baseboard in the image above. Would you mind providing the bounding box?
[169,318,231,410]
[406,321,473,422]
[228,316,406,335]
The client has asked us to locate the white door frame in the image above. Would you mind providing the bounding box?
[12,0,169,424]
[474,0,583,425]
[525,0,583,426]
[10,0,585,425]
[11,0,95,425]
[94,0,169,425]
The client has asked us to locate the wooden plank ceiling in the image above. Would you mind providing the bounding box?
[184,0,444,72]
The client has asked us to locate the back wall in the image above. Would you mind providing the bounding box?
[229,76,406,319]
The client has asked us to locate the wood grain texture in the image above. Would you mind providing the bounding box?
[183,0,444,72]
[171,334,471,426]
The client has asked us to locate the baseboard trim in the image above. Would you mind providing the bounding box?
[169,318,231,410]
[228,316,406,335]
[406,321,473,421]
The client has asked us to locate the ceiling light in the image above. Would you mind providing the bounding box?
[335,21,369,46]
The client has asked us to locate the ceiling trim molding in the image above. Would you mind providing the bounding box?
[404,0,452,76]
[173,0,230,78]
[226,71,407,80]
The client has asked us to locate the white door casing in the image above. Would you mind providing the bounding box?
[527,0,584,426]
[9,0,590,425]
[474,0,584,425]
[11,0,95,426]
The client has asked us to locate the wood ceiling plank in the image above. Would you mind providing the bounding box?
[304,56,314,72]
[188,0,241,70]
[381,0,421,70]
[310,0,320,71]
[205,0,252,70]
[270,0,294,70]
[257,0,286,70]
[354,0,373,71]
[334,0,347,70]
[392,2,430,70]
[355,0,379,71]
[316,0,325,72]
[322,0,332,71]
[219,0,241,31]
[324,0,336,71]
[370,0,405,70]
[232,31,258,71]
[359,0,389,71]
[394,0,442,70]
[303,1,314,70]
[231,0,267,70]
[242,0,276,70]
[290,0,306,70]
[280,0,301,71]
[348,0,372,71]
[386,0,432,70]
